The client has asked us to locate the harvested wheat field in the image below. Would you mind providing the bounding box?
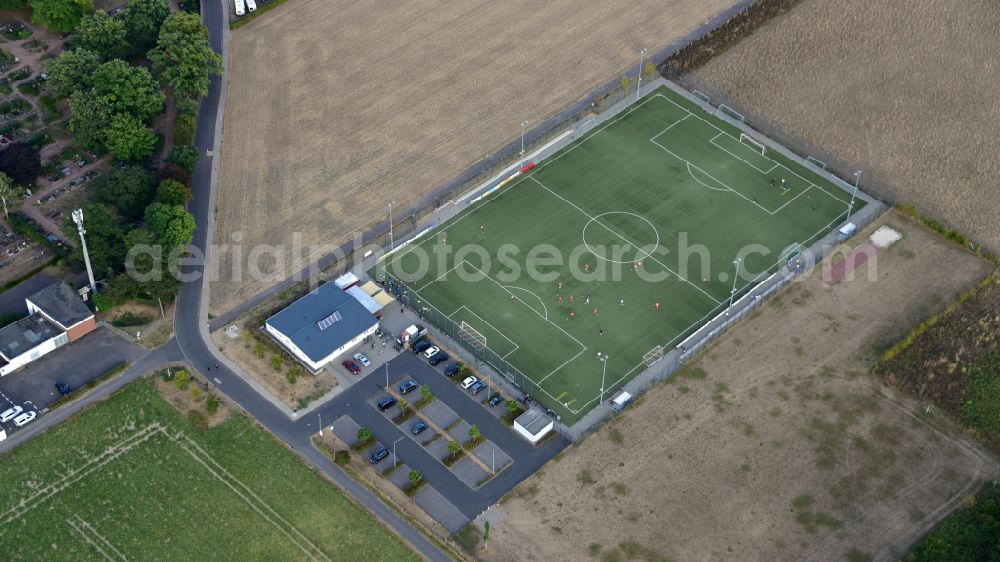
[211,0,740,314]
[687,0,1000,256]
[485,212,998,562]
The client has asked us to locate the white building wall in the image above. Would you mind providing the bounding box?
[266,321,378,373]
[0,334,64,376]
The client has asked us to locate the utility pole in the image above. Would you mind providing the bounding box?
[636,48,648,100]
[318,411,323,436]
[72,208,97,297]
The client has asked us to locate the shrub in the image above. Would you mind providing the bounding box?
[190,386,202,400]
[286,369,298,384]
[334,450,350,465]
[252,342,266,358]
[173,369,190,390]
[205,394,219,414]
[269,354,283,372]
[187,409,208,429]
[173,113,195,145]
[356,427,372,446]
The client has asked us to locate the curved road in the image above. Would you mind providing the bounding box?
[174,3,453,560]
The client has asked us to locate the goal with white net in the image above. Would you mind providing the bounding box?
[739,133,767,155]
[715,104,745,127]
[458,321,487,350]
[643,345,664,366]
[690,90,711,108]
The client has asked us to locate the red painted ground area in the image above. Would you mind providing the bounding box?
[824,243,877,284]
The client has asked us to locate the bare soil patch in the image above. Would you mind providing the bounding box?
[153,369,232,428]
[211,0,740,314]
[211,320,337,411]
[485,211,998,562]
[686,0,1000,253]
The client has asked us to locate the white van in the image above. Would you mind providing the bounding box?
[610,391,632,413]
[234,0,246,16]
[246,0,257,12]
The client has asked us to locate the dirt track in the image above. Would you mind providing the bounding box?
[687,0,1000,254]
[211,0,739,314]
[486,212,998,562]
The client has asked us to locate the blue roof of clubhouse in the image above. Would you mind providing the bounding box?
[266,282,377,363]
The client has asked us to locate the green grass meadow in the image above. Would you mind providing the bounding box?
[0,381,418,561]
[384,86,860,424]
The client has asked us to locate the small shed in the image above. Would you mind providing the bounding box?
[513,406,554,444]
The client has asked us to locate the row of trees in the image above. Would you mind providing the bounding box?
[30,1,221,306]
[46,4,220,162]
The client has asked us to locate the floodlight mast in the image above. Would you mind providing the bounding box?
[847,170,862,222]
[636,48,648,101]
[72,208,97,297]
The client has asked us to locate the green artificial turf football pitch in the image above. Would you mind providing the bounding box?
[382,85,861,424]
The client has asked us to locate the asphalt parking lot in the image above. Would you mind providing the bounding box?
[0,326,146,418]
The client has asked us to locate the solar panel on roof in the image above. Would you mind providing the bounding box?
[317,310,342,331]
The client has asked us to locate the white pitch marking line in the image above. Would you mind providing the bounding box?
[527,175,723,306]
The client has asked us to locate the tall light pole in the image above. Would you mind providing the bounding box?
[71,208,97,296]
[598,353,608,403]
[393,436,405,468]
[726,258,741,316]
[520,121,527,169]
[636,48,648,101]
[387,201,395,250]
[846,170,862,223]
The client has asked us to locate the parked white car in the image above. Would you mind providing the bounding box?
[0,405,23,423]
[423,346,440,359]
[353,352,371,367]
[13,410,36,427]
[234,0,246,16]
[461,376,478,390]
[246,0,257,12]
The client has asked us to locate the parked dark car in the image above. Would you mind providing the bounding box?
[488,394,504,407]
[369,447,389,464]
[469,381,487,395]
[413,339,432,354]
[444,362,460,377]
[54,381,71,396]
[342,360,361,375]
[397,379,419,395]
[377,397,398,411]
[411,421,428,435]
[428,351,449,366]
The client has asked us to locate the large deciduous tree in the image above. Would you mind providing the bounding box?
[94,165,156,221]
[155,179,190,206]
[45,48,102,98]
[148,11,222,98]
[28,0,93,33]
[71,10,127,60]
[119,0,169,57]
[144,202,195,250]
[104,113,157,162]
[91,60,164,122]
[0,142,41,186]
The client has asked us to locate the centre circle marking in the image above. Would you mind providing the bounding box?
[582,212,660,264]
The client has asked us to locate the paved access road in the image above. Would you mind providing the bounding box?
[168,3,456,561]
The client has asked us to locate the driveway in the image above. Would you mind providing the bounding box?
[0,326,146,412]
[0,273,56,318]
